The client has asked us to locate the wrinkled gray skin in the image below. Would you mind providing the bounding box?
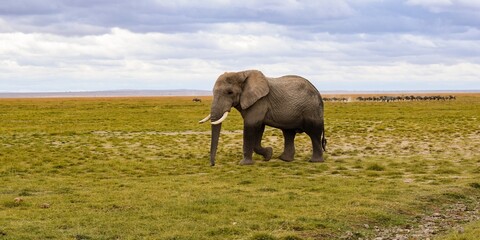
[205,70,326,166]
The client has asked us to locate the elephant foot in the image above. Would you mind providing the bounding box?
[309,156,325,163]
[263,147,273,161]
[239,159,255,165]
[279,153,294,162]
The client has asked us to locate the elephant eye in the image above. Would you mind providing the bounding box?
[227,90,234,95]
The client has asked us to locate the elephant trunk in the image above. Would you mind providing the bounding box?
[210,123,222,166]
[209,94,229,166]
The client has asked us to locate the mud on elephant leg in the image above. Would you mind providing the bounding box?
[280,129,296,162]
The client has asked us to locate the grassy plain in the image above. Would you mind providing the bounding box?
[0,94,479,239]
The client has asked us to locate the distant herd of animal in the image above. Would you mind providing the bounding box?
[322,95,456,102]
[194,95,457,103]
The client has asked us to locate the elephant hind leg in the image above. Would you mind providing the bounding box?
[307,132,324,162]
[280,129,296,162]
[304,121,325,162]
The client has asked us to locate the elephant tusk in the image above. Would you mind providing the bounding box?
[211,112,229,125]
[198,114,211,124]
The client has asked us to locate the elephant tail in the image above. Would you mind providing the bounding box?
[321,123,327,152]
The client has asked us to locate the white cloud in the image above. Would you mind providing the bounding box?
[0,1,479,92]
[1,25,479,92]
[400,34,438,48]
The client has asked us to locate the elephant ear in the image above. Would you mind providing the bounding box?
[240,70,270,110]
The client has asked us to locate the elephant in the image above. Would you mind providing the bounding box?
[199,70,326,166]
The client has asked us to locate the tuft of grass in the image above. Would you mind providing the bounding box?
[439,221,480,240]
[74,234,93,240]
[366,163,386,171]
[469,182,480,189]
[2,200,25,208]
[207,227,242,237]
[281,235,303,240]
[250,233,277,240]
[434,167,461,175]
[443,192,467,200]
[239,180,253,185]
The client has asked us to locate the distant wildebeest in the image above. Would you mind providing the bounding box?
[192,98,202,102]
[323,97,347,102]
[353,95,456,102]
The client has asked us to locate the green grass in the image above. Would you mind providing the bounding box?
[0,95,479,239]
[440,221,480,240]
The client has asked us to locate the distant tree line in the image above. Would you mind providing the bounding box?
[322,95,456,102]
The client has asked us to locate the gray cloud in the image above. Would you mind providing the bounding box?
[0,0,479,92]
[1,0,479,38]
[0,1,437,34]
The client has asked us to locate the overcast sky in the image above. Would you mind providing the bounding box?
[1,0,479,92]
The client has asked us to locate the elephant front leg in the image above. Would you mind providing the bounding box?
[280,129,296,162]
[240,125,256,165]
[253,124,273,161]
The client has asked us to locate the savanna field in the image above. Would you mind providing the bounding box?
[1,94,479,240]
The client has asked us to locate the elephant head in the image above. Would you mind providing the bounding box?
[199,70,270,166]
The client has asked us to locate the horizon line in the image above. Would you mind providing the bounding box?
[1,89,479,93]
[1,89,479,99]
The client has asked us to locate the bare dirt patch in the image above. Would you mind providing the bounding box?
[368,200,480,240]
